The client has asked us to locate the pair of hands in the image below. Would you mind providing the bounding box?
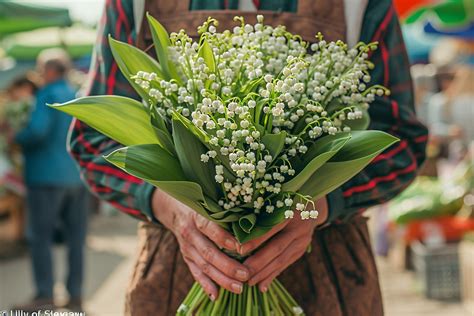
[152,189,328,300]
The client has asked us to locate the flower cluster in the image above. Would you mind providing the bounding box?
[132,16,389,220]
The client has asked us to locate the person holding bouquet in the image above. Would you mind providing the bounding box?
[69,0,428,315]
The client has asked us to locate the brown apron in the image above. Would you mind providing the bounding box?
[126,1,383,315]
[136,0,347,49]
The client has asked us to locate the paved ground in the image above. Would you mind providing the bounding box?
[1,212,473,315]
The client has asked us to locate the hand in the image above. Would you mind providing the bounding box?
[151,189,250,300]
[243,198,328,292]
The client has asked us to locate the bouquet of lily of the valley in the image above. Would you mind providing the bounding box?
[51,14,398,315]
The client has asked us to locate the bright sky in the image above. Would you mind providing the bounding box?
[22,0,106,25]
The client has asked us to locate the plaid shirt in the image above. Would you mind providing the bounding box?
[69,0,428,222]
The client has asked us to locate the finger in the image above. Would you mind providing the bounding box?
[194,213,238,251]
[184,245,244,294]
[183,225,250,282]
[239,221,288,255]
[248,237,307,287]
[244,229,294,275]
[185,258,218,300]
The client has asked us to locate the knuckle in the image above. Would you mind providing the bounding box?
[201,263,212,275]
[202,246,215,262]
[195,214,208,230]
[179,223,193,241]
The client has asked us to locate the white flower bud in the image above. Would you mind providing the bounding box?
[300,210,310,220]
[295,203,305,211]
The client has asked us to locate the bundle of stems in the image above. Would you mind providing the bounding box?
[177,280,304,316]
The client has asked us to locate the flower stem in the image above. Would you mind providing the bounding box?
[177,280,304,315]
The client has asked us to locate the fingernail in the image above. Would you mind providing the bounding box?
[225,239,236,250]
[209,294,216,301]
[231,283,243,294]
[261,286,268,293]
[236,269,249,280]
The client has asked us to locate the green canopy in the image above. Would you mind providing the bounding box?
[405,0,473,29]
[4,25,95,60]
[0,1,72,37]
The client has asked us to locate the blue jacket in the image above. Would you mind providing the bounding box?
[16,79,82,186]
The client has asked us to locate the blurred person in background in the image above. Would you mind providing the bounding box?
[0,77,38,240]
[427,39,474,163]
[13,49,89,313]
[2,76,38,142]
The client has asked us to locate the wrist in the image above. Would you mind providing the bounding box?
[151,189,176,230]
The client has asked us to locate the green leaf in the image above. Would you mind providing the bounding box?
[146,13,181,83]
[239,213,257,233]
[150,108,175,155]
[299,131,399,199]
[254,99,267,124]
[282,133,351,192]
[232,223,273,243]
[104,144,185,181]
[49,96,158,146]
[105,145,212,219]
[172,118,219,200]
[210,208,243,222]
[256,207,286,227]
[108,36,163,101]
[261,132,287,158]
[154,182,211,219]
[198,40,216,73]
[240,77,263,95]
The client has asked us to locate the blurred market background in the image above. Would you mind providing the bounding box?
[0,0,473,315]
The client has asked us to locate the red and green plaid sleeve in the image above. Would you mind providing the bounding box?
[325,0,428,221]
[69,0,156,221]
[69,0,428,223]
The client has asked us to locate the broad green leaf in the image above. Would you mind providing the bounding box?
[330,131,398,161]
[239,213,257,233]
[211,214,240,222]
[198,40,216,72]
[105,146,212,219]
[154,181,211,219]
[261,132,287,158]
[256,207,286,227]
[299,131,399,199]
[232,221,247,243]
[108,36,163,102]
[232,223,273,244]
[210,208,243,222]
[150,108,175,155]
[282,133,351,192]
[172,118,219,200]
[146,13,181,83]
[104,144,184,181]
[203,196,223,214]
[49,96,158,146]
[152,126,175,156]
[254,99,267,124]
